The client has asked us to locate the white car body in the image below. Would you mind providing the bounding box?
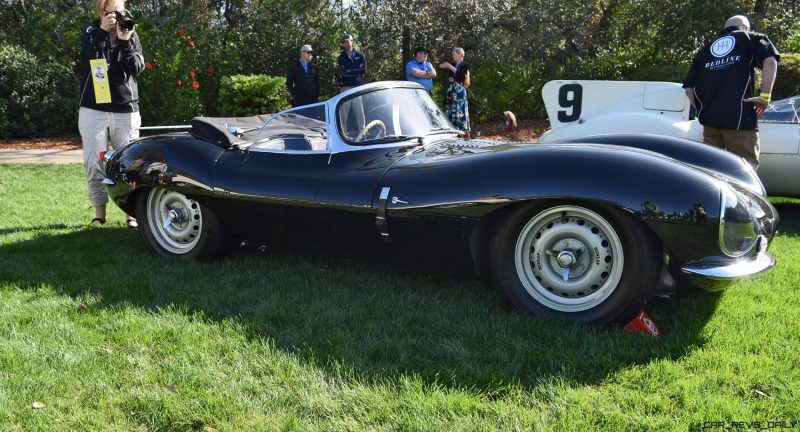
[539,80,800,197]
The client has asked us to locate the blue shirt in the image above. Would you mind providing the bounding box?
[405,60,434,91]
[300,58,311,74]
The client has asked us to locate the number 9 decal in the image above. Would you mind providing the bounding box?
[557,84,583,123]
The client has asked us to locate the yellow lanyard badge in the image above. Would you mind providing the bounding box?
[89,58,112,104]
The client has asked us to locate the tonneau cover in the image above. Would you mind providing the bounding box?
[190,115,272,147]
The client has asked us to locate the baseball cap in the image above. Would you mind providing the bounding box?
[413,46,429,55]
[341,34,353,43]
[300,44,313,53]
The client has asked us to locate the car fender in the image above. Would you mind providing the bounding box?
[546,133,764,196]
[379,142,724,265]
[105,134,226,214]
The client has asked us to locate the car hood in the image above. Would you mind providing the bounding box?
[394,136,764,197]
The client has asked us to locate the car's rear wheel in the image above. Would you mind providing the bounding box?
[490,203,659,324]
[136,187,227,261]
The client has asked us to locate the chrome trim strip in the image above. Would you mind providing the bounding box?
[247,148,331,155]
[718,182,759,258]
[681,252,776,279]
[718,180,729,255]
[136,125,192,131]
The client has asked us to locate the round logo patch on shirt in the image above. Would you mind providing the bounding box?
[710,35,736,58]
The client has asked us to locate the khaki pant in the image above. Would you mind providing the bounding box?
[702,126,760,169]
[78,107,141,205]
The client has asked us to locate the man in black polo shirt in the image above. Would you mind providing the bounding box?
[683,15,779,169]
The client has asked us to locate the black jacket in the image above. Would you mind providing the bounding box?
[337,50,367,87]
[286,59,320,104]
[79,20,145,113]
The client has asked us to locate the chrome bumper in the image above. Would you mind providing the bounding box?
[680,252,776,290]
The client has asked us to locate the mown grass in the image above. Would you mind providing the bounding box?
[0,163,798,431]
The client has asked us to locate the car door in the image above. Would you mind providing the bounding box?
[212,104,332,238]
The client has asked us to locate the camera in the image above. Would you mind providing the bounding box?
[112,11,135,31]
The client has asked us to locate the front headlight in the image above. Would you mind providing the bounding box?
[719,182,764,257]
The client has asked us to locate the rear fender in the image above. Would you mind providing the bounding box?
[105,135,226,214]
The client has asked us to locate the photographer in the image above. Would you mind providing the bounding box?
[79,0,144,228]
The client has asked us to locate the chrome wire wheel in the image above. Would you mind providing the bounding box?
[146,188,203,255]
[513,206,624,313]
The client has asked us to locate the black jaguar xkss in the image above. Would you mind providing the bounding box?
[101,81,778,324]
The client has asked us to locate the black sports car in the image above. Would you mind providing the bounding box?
[102,81,778,324]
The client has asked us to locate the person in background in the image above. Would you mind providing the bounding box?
[286,44,320,107]
[683,15,780,169]
[439,47,471,138]
[79,0,144,228]
[338,34,367,93]
[405,46,436,94]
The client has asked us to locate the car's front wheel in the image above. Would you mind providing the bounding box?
[491,204,659,324]
[136,187,228,261]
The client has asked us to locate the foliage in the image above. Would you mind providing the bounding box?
[136,26,207,125]
[787,29,800,53]
[0,44,79,138]
[0,0,799,136]
[772,53,800,100]
[466,63,546,123]
[628,65,693,83]
[218,75,290,116]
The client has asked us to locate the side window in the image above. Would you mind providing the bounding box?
[252,104,328,151]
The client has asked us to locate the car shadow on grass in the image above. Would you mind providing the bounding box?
[771,200,800,236]
[0,227,723,393]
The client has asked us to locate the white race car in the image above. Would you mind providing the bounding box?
[539,80,800,197]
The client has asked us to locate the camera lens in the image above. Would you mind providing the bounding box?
[120,19,134,31]
[114,11,135,31]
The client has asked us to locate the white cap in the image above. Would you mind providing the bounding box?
[300,44,313,53]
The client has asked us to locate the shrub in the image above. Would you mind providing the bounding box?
[772,53,800,100]
[465,63,546,124]
[0,44,79,138]
[137,26,207,126]
[218,75,290,117]
[628,64,693,83]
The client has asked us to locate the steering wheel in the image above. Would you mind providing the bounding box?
[355,119,387,141]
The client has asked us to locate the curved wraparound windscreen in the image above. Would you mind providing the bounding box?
[337,87,454,144]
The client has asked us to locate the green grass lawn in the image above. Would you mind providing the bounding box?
[1,164,798,431]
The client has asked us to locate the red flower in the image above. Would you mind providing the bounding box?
[145,63,153,70]
[190,70,196,79]
[177,79,182,86]
[178,28,185,37]
[192,80,200,90]
[188,39,196,48]
[207,66,215,75]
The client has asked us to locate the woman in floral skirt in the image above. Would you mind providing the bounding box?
[439,47,470,139]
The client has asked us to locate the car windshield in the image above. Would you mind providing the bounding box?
[251,104,328,151]
[338,87,455,144]
[760,95,800,124]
